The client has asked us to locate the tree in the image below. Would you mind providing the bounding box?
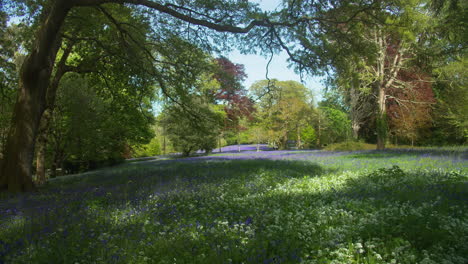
[156,48,227,157]
[272,0,435,150]
[431,58,468,144]
[325,59,374,141]
[426,0,467,144]
[162,102,223,156]
[3,0,463,192]
[0,0,268,192]
[46,72,154,176]
[301,125,317,148]
[318,106,351,145]
[213,57,254,152]
[387,70,435,146]
[247,125,268,152]
[132,136,161,158]
[250,80,313,150]
[32,4,157,184]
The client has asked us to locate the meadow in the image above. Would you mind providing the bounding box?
[1,146,467,263]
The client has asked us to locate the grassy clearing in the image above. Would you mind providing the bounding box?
[1,149,467,263]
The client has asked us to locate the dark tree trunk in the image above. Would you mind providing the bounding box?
[35,110,52,185]
[296,126,302,149]
[280,132,288,150]
[0,0,71,192]
[35,43,74,186]
[0,81,45,191]
[50,162,57,178]
[35,137,47,185]
[51,147,65,178]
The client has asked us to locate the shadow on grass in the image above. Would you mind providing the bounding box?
[0,159,331,224]
[0,159,330,262]
[1,160,467,263]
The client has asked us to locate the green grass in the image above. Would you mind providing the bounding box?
[324,141,467,151]
[0,149,467,263]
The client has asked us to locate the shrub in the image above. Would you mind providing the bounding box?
[133,137,161,157]
[301,125,317,148]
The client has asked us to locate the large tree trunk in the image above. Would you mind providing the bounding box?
[35,42,74,186]
[0,81,46,191]
[351,121,360,140]
[0,1,71,192]
[35,110,53,185]
[376,85,387,150]
[280,131,288,150]
[374,27,387,151]
[35,136,47,185]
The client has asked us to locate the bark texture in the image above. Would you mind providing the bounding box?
[372,27,404,150]
[35,43,74,186]
[35,110,52,185]
[0,0,71,192]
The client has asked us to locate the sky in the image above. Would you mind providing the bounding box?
[224,0,325,101]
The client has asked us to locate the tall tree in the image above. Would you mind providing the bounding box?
[431,58,467,144]
[34,4,156,184]
[0,0,268,192]
[250,80,313,150]
[162,102,224,156]
[275,0,435,149]
[46,72,154,175]
[213,57,254,151]
[426,0,467,144]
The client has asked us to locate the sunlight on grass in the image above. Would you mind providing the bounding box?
[1,150,467,263]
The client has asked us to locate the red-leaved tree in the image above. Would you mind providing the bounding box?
[214,57,255,150]
[387,69,435,146]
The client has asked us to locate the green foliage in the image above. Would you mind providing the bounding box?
[250,80,314,149]
[223,130,251,146]
[162,103,223,156]
[319,89,348,113]
[132,137,161,158]
[431,58,468,144]
[319,107,351,145]
[49,73,154,172]
[0,14,20,156]
[301,125,316,148]
[247,125,268,146]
